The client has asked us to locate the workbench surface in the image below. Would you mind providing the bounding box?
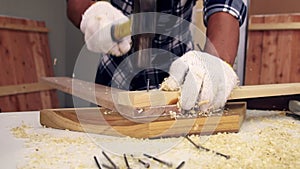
[1,110,299,169]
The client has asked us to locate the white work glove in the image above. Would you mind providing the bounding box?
[80,1,131,56]
[161,51,239,112]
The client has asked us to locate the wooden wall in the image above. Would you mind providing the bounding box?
[245,14,300,85]
[246,0,300,85]
[0,16,58,112]
[250,0,300,15]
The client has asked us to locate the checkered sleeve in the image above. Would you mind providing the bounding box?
[203,0,247,26]
[95,0,197,90]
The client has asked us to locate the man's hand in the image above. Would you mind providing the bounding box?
[161,51,239,112]
[80,1,131,56]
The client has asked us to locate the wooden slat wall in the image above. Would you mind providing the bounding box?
[245,16,264,84]
[0,16,58,112]
[290,15,300,83]
[245,14,300,85]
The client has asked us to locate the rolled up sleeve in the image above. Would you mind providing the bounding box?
[203,0,247,26]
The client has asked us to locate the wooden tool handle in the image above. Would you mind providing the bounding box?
[111,20,131,41]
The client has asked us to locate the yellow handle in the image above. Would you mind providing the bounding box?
[111,20,131,41]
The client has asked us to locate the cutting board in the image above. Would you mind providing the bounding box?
[40,102,246,138]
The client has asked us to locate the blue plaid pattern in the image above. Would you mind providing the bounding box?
[203,0,247,26]
[95,0,247,90]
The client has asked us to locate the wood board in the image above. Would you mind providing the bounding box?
[0,82,53,97]
[41,77,300,111]
[0,16,58,112]
[40,102,246,138]
[245,14,300,85]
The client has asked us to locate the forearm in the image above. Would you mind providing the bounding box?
[66,0,95,28]
[204,12,239,66]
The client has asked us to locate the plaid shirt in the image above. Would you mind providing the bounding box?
[95,0,247,90]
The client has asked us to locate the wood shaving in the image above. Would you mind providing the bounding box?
[11,112,300,169]
[160,77,180,92]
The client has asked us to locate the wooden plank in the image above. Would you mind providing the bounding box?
[0,27,18,111]
[290,15,300,83]
[29,21,56,109]
[38,20,59,109]
[229,83,300,100]
[0,21,34,111]
[0,22,49,33]
[259,15,280,84]
[41,77,300,108]
[249,22,300,31]
[14,20,41,110]
[0,83,54,97]
[274,15,293,83]
[245,16,264,85]
[118,90,179,108]
[120,83,300,103]
[40,102,246,138]
[40,77,122,111]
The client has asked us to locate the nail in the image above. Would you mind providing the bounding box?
[143,153,172,167]
[102,151,118,169]
[185,136,230,159]
[94,156,102,169]
[175,161,185,169]
[130,154,150,168]
[123,154,131,169]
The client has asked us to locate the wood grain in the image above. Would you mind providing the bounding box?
[249,22,300,31]
[245,14,300,85]
[0,16,58,112]
[260,15,279,84]
[40,77,123,111]
[118,90,179,107]
[245,16,264,85]
[290,15,300,83]
[0,22,49,33]
[41,77,300,110]
[229,83,300,100]
[40,102,246,138]
[0,82,53,97]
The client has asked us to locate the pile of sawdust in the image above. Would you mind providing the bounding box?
[11,113,300,169]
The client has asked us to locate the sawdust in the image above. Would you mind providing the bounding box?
[11,113,300,169]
